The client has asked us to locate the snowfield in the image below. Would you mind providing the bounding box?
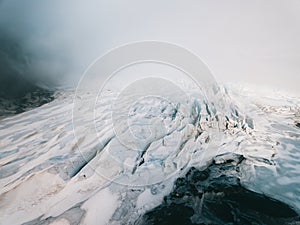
[0,84,299,224]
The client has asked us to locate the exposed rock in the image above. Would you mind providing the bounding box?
[137,153,300,225]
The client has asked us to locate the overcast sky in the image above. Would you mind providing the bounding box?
[0,0,299,94]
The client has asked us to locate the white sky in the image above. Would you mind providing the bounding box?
[98,0,300,93]
[1,0,299,93]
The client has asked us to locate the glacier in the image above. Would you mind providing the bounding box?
[0,83,299,224]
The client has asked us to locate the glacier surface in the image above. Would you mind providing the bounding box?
[0,84,299,224]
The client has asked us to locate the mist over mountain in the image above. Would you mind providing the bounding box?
[1,0,300,97]
[0,0,107,95]
[0,2,300,224]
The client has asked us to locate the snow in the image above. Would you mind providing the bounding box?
[81,188,120,225]
[0,84,299,224]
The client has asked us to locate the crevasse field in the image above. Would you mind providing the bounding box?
[0,83,299,225]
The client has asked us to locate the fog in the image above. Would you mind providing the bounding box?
[0,0,299,94]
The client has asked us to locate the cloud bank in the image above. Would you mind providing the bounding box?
[0,0,299,94]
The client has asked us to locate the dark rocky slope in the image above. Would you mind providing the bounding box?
[137,153,300,225]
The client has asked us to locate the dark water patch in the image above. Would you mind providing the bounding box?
[137,153,299,225]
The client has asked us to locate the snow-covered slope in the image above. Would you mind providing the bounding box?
[0,84,299,224]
